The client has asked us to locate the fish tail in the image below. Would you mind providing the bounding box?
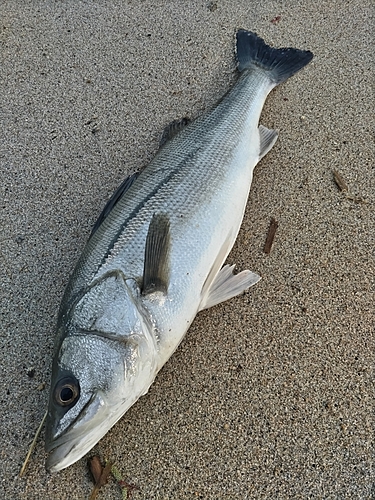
[236,30,313,84]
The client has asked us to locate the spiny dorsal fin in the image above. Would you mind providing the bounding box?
[258,125,278,160]
[90,172,139,238]
[142,213,170,295]
[160,117,190,147]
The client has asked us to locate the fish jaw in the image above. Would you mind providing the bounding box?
[46,390,111,472]
[46,384,149,472]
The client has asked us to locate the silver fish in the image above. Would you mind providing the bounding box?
[45,30,313,471]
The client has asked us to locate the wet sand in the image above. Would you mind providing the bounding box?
[1,1,373,498]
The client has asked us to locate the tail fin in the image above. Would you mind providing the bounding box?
[236,30,313,84]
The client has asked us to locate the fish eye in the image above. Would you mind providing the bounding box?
[54,376,80,407]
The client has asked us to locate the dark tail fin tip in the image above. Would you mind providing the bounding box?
[236,30,313,84]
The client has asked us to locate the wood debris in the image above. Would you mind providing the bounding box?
[264,217,278,254]
[333,169,367,204]
[89,456,113,500]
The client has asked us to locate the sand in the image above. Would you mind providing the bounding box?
[1,1,373,498]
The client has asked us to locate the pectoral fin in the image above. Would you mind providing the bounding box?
[199,264,260,311]
[142,214,171,295]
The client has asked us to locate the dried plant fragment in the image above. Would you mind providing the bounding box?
[111,464,140,499]
[264,217,279,254]
[89,455,103,484]
[20,410,48,477]
[333,170,367,203]
[89,456,113,500]
[333,169,348,192]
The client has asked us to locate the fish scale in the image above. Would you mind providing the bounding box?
[87,73,267,286]
[45,30,313,472]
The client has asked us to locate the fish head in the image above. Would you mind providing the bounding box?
[45,323,156,472]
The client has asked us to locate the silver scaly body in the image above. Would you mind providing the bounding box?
[45,30,313,471]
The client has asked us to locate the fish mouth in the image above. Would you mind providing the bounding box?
[46,421,111,472]
[45,391,113,472]
[45,389,135,472]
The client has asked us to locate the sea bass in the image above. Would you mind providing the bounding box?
[45,30,313,471]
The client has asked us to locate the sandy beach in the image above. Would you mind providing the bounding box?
[1,1,373,498]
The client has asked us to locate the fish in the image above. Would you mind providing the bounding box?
[45,30,313,472]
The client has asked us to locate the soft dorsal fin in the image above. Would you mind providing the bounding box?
[199,264,260,311]
[90,172,139,238]
[159,117,190,147]
[258,125,278,160]
[142,214,171,295]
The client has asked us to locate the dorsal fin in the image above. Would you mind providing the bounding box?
[159,117,190,147]
[142,214,170,295]
[90,172,139,237]
[258,125,278,160]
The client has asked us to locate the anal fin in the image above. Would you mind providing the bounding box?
[199,264,260,311]
[142,214,170,295]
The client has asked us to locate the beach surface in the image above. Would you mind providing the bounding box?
[1,1,373,498]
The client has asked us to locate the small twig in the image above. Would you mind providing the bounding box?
[345,193,368,204]
[333,169,348,192]
[333,170,368,203]
[20,409,48,477]
[264,217,278,254]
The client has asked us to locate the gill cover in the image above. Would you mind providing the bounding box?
[45,272,159,462]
